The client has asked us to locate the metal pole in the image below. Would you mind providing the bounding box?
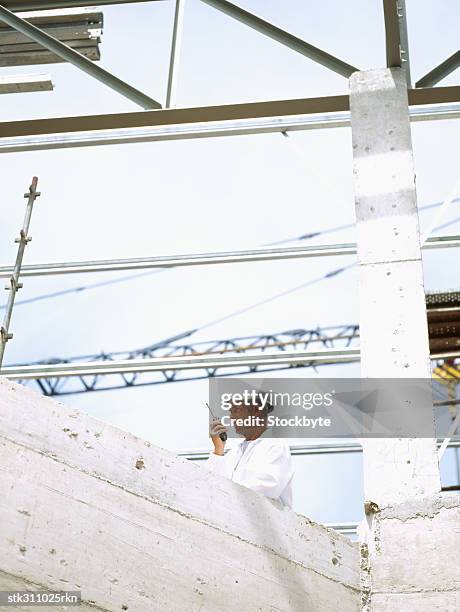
[416,50,460,88]
[199,0,358,78]
[0,4,161,110]
[0,177,40,369]
[3,346,460,380]
[166,0,185,107]
[1,347,360,378]
[0,234,459,278]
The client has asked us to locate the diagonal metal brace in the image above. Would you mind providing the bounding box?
[200,0,359,78]
[416,50,460,88]
[0,4,162,110]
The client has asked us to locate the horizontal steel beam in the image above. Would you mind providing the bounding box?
[180,437,460,460]
[3,0,164,10]
[179,441,365,460]
[3,346,460,378]
[1,234,459,278]
[0,94,350,138]
[0,3,161,109]
[416,50,460,88]
[0,102,459,153]
[1,347,361,378]
[200,0,358,78]
[0,87,459,153]
[0,72,52,93]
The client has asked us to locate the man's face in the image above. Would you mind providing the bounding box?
[229,402,262,436]
[229,402,248,434]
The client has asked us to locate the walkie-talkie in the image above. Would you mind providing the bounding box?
[206,402,227,442]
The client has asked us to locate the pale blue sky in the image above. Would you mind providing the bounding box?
[1,0,459,522]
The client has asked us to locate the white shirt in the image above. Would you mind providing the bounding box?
[205,437,294,508]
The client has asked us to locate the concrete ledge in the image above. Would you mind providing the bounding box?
[0,378,360,611]
[363,494,460,611]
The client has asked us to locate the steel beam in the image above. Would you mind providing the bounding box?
[0,4,161,109]
[0,102,459,153]
[0,234,459,278]
[1,347,361,379]
[3,346,460,380]
[382,0,411,85]
[166,0,185,107]
[383,0,401,67]
[416,50,460,88]
[0,94,349,138]
[180,438,460,460]
[4,0,164,10]
[0,73,52,93]
[0,87,459,145]
[200,0,358,78]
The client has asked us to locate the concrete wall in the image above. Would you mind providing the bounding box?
[361,495,460,612]
[0,378,360,612]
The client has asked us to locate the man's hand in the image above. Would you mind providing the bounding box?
[209,418,228,456]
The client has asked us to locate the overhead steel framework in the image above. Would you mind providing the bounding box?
[0,0,458,149]
[0,1,459,404]
[0,7,103,66]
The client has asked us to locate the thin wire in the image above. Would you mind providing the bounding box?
[1,203,457,311]
[264,201,457,247]
[197,264,354,332]
[422,176,460,244]
[0,269,166,309]
[430,214,460,233]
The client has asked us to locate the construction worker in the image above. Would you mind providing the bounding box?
[206,396,294,508]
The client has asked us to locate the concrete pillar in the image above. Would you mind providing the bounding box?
[349,68,441,508]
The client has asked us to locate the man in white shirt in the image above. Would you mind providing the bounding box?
[205,395,294,508]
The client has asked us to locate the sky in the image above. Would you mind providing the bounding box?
[1,0,459,524]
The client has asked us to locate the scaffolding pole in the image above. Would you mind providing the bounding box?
[0,177,40,368]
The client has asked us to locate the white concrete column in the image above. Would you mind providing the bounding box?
[349,68,441,507]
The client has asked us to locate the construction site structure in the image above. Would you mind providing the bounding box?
[0,0,460,610]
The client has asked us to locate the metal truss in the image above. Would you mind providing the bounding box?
[7,324,361,395]
[7,319,460,396]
